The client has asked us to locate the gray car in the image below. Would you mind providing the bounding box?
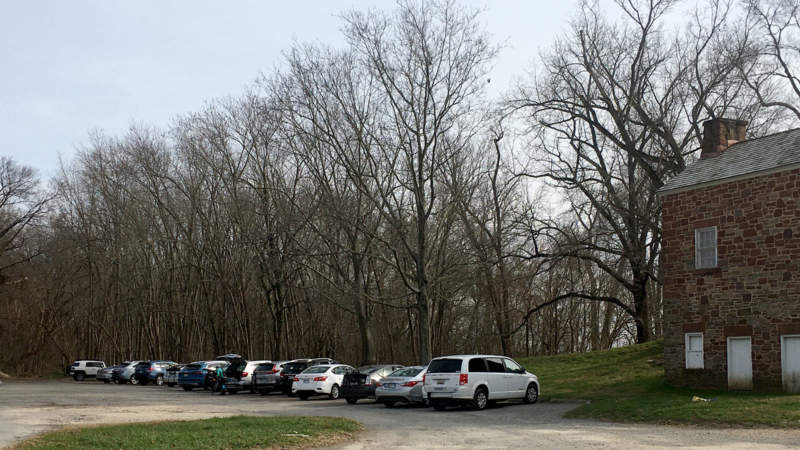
[96,365,121,383]
[112,360,143,384]
[375,366,427,407]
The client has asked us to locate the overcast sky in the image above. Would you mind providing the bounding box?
[1,1,578,179]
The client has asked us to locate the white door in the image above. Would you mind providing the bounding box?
[727,337,753,390]
[782,335,800,393]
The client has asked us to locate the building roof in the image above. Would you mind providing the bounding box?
[659,127,800,195]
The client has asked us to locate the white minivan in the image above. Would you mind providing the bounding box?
[423,355,539,410]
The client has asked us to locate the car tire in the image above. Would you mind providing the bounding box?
[523,383,539,404]
[383,401,396,408]
[298,393,310,400]
[329,384,340,400]
[472,387,488,411]
[130,377,139,385]
[182,386,192,391]
[155,376,163,386]
[346,398,358,404]
[431,400,446,411]
[73,372,85,382]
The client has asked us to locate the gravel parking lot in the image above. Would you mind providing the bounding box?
[1,379,799,449]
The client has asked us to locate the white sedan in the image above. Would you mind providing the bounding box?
[292,364,356,400]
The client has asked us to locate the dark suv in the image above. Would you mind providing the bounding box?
[134,360,176,386]
[271,358,338,395]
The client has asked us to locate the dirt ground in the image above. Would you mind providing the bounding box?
[1,378,799,449]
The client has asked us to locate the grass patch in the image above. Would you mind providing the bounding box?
[16,415,362,449]
[517,340,800,428]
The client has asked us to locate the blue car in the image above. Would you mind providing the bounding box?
[178,361,229,391]
[134,360,176,386]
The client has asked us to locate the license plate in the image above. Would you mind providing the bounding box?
[384,383,397,389]
[434,386,445,391]
[303,379,310,383]
[436,379,445,385]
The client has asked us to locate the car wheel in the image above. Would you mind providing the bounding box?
[346,398,357,404]
[73,372,85,382]
[298,393,310,400]
[182,386,192,391]
[431,400,446,411]
[472,387,488,410]
[155,376,164,386]
[383,401,396,408]
[523,383,539,404]
[329,384,340,400]
[130,377,139,385]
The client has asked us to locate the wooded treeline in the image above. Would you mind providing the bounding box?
[3,0,800,374]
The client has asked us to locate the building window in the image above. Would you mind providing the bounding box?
[685,332,704,369]
[695,227,717,269]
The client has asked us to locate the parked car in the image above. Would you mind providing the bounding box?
[223,359,271,393]
[68,360,106,381]
[96,364,121,383]
[341,364,405,404]
[165,363,185,387]
[252,361,288,395]
[178,361,229,391]
[375,365,428,407]
[133,360,176,386]
[112,360,142,384]
[262,358,337,395]
[292,364,356,400]
[423,355,539,411]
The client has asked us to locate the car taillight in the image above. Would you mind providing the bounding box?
[422,374,426,384]
[293,377,299,382]
[148,367,154,372]
[242,372,248,377]
[459,373,468,385]
[271,368,280,374]
[403,381,419,387]
[375,382,382,387]
[313,376,327,382]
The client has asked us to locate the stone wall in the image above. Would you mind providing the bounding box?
[661,167,800,390]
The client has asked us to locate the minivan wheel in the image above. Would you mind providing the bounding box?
[523,383,539,404]
[329,384,340,400]
[472,388,488,410]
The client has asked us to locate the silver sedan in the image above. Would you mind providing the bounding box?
[374,366,427,407]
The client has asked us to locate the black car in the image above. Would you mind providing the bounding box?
[342,364,405,404]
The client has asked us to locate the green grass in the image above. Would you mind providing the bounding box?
[517,340,800,428]
[16,416,362,449]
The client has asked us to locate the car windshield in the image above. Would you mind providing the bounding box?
[389,367,423,377]
[135,362,150,368]
[427,359,462,373]
[302,366,329,374]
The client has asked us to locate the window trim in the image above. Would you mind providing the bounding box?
[695,226,718,269]
[685,332,704,369]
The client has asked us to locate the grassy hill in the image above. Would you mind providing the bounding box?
[517,340,800,428]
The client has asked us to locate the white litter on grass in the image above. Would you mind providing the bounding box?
[282,433,310,438]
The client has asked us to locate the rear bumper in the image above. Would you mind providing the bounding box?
[426,385,473,401]
[376,387,423,403]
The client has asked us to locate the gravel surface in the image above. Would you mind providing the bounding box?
[1,379,799,449]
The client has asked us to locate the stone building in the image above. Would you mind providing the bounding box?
[659,118,800,392]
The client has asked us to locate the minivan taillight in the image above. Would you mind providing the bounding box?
[459,373,468,385]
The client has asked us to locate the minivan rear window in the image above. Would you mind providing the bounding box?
[427,359,462,373]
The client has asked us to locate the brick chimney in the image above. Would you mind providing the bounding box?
[701,118,748,159]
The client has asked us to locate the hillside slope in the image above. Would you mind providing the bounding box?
[517,340,800,427]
